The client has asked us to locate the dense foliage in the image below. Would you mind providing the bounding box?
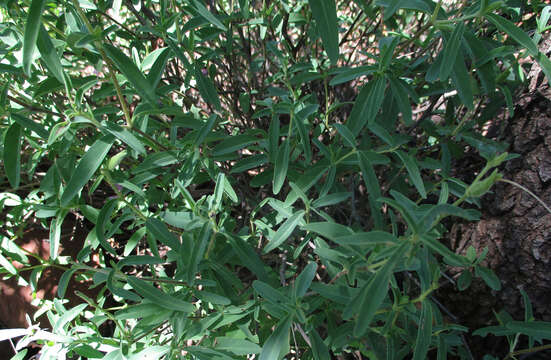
[1,0,551,359]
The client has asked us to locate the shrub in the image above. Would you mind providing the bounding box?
[1,0,551,359]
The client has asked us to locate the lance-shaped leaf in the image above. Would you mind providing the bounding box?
[194,66,221,111]
[36,25,66,84]
[104,44,158,106]
[349,241,410,336]
[264,210,305,253]
[308,0,339,65]
[273,138,290,195]
[127,276,194,312]
[347,76,386,136]
[23,0,47,75]
[192,0,227,31]
[60,135,114,206]
[440,23,465,82]
[395,150,427,199]
[259,314,293,360]
[412,300,433,360]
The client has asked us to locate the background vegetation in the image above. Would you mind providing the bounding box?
[1,0,551,359]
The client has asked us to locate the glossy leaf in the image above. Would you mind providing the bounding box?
[347,76,386,136]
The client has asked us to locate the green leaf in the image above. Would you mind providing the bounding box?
[194,66,221,111]
[312,192,352,208]
[192,0,227,31]
[264,210,305,253]
[505,321,551,339]
[23,0,47,75]
[146,218,181,250]
[273,139,290,195]
[389,77,413,126]
[216,338,261,355]
[102,121,146,155]
[451,56,474,110]
[412,300,433,360]
[333,123,356,148]
[294,262,317,298]
[421,235,469,267]
[333,231,398,246]
[3,122,22,189]
[457,270,472,291]
[187,223,211,284]
[259,314,293,360]
[310,328,331,360]
[11,113,49,139]
[351,241,410,336]
[347,76,386,136]
[253,280,289,305]
[0,252,17,275]
[195,114,217,147]
[60,135,114,206]
[225,234,269,282]
[486,14,538,55]
[395,150,427,199]
[475,265,501,291]
[37,25,65,84]
[440,23,465,81]
[49,211,67,260]
[302,221,354,240]
[145,47,171,89]
[213,134,258,156]
[127,276,194,312]
[103,44,158,106]
[308,0,339,64]
[57,268,78,298]
[53,304,87,333]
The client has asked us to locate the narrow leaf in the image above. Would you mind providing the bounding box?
[259,315,293,360]
[146,218,180,250]
[103,44,158,106]
[192,0,227,30]
[60,135,114,206]
[23,0,47,75]
[127,276,194,312]
[412,301,433,360]
[264,210,305,253]
[486,14,538,55]
[440,23,465,81]
[308,0,339,64]
[395,150,427,199]
[273,139,290,195]
[294,262,317,298]
[194,66,221,111]
[347,76,386,136]
[352,242,410,336]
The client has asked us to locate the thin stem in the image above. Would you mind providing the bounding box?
[499,178,551,215]
[72,0,133,127]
